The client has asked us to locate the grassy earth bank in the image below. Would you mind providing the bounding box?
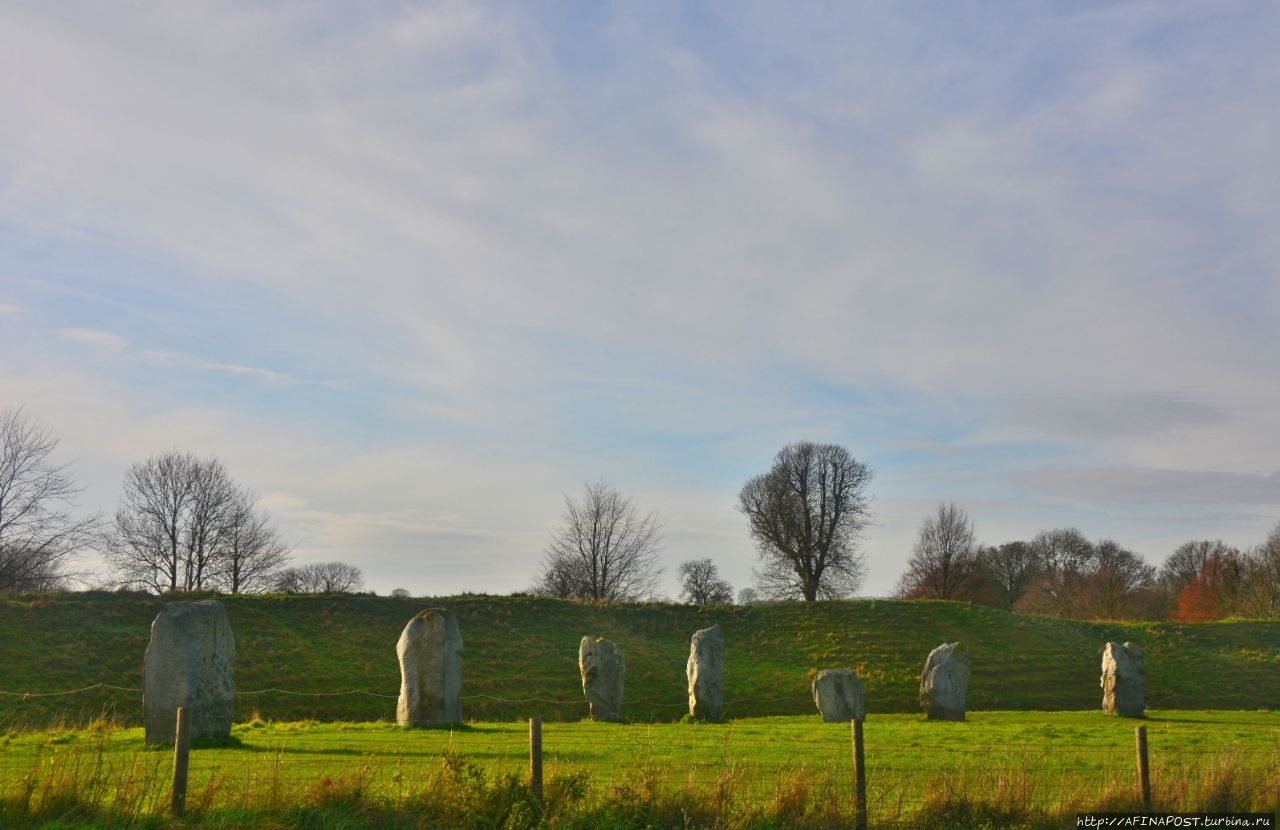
[1,592,1278,728]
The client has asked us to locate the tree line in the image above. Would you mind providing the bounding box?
[0,407,361,595]
[4,405,1278,620]
[895,502,1280,621]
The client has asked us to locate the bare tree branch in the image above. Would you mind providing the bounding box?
[0,407,99,592]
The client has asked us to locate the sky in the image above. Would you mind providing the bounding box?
[1,1,1278,599]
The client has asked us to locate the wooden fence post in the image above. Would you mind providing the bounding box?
[851,718,867,830]
[1135,725,1152,811]
[529,717,543,800]
[171,706,192,817]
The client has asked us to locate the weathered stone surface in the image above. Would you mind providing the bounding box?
[687,624,724,722]
[919,642,970,721]
[397,609,463,726]
[143,600,236,744]
[1101,641,1145,718]
[812,669,865,723]
[579,636,625,721]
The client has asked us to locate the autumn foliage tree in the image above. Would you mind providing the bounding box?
[1173,549,1244,621]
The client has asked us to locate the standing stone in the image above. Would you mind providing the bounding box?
[396,609,463,726]
[1101,641,1145,717]
[919,642,970,721]
[579,636,625,721]
[687,624,724,722]
[143,600,236,745]
[812,669,865,723]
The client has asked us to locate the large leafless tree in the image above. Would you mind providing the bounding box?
[976,541,1038,611]
[106,451,290,593]
[0,408,98,592]
[1079,539,1156,620]
[535,480,662,601]
[1023,527,1095,617]
[897,502,980,600]
[738,441,873,602]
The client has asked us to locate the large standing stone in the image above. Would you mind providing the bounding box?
[396,609,463,726]
[687,624,724,722]
[579,636,625,721]
[1101,641,1145,718]
[143,600,236,745]
[812,669,865,723]
[919,642,970,721]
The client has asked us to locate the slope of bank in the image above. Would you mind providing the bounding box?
[2,592,1276,727]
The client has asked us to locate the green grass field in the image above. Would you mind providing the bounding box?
[2,592,1279,729]
[2,712,1277,828]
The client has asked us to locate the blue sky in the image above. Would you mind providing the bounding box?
[2,1,1278,597]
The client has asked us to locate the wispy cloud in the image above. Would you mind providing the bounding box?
[1019,467,1280,507]
[1008,391,1230,440]
[57,327,128,350]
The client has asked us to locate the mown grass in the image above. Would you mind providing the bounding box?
[1,712,1277,829]
[2,592,1279,728]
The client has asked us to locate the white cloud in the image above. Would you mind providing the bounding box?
[1,3,1278,595]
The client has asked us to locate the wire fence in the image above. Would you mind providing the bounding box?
[3,694,1278,824]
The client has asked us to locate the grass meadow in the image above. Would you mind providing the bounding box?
[2,711,1278,829]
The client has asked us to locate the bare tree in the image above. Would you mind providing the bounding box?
[736,587,760,605]
[1238,523,1280,619]
[531,552,584,599]
[211,491,291,594]
[678,558,733,605]
[976,541,1037,611]
[0,408,98,591]
[182,457,238,590]
[738,442,873,602]
[274,561,364,593]
[897,502,980,600]
[108,452,196,592]
[1023,528,1095,617]
[1079,540,1156,620]
[106,451,290,592]
[535,480,662,601]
